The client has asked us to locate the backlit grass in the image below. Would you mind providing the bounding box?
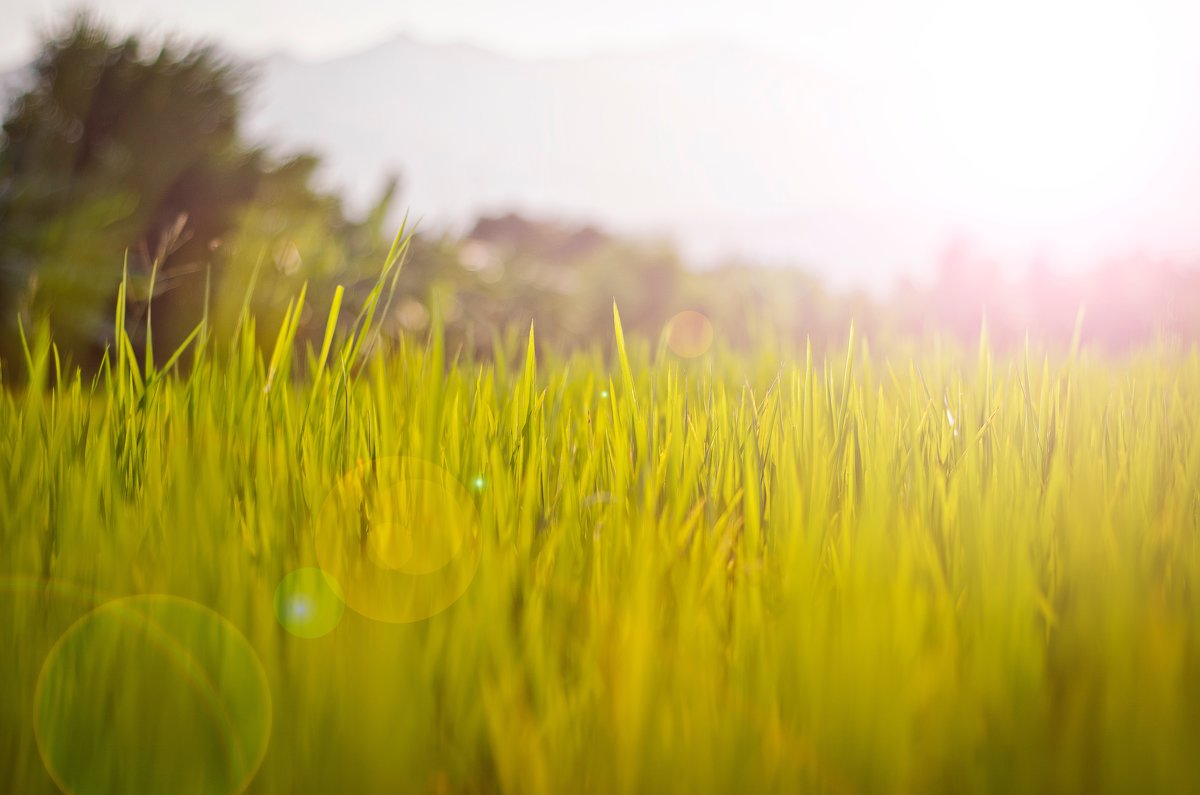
[2,251,1199,793]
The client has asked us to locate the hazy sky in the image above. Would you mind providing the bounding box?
[6,0,1200,279]
[2,0,837,66]
[5,0,1197,69]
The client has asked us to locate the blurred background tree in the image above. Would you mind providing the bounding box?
[0,14,391,371]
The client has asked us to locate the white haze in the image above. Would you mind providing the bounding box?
[247,27,1200,290]
[5,0,1200,289]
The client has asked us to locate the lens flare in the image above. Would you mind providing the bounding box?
[34,595,271,795]
[274,568,345,638]
[666,310,715,358]
[313,457,482,623]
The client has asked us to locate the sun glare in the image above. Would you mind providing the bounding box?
[885,0,1188,231]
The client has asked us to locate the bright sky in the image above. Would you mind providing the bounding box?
[5,0,1200,278]
[4,0,1194,68]
[6,0,858,65]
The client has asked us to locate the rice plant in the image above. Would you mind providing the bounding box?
[2,248,1199,793]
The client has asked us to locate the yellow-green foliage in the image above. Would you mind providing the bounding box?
[2,282,1199,793]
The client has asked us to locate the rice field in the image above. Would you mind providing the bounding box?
[2,252,1199,793]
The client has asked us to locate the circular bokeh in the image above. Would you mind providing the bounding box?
[274,568,345,638]
[313,457,482,623]
[34,595,272,795]
[665,310,715,358]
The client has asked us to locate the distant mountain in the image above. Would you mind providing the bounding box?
[0,39,931,286]
[0,37,1045,287]
[246,36,937,286]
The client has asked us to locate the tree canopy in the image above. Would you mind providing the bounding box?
[0,15,388,369]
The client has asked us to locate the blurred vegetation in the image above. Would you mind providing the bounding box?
[0,15,393,371]
[3,16,1199,378]
[401,213,879,362]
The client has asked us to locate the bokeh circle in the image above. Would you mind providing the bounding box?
[665,310,715,358]
[274,567,345,638]
[313,457,482,623]
[34,595,272,795]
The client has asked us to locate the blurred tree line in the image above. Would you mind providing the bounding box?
[404,213,875,359]
[3,15,1197,378]
[0,14,869,375]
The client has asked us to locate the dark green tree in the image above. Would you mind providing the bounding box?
[0,15,388,371]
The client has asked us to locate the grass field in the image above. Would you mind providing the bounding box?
[2,251,1200,793]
